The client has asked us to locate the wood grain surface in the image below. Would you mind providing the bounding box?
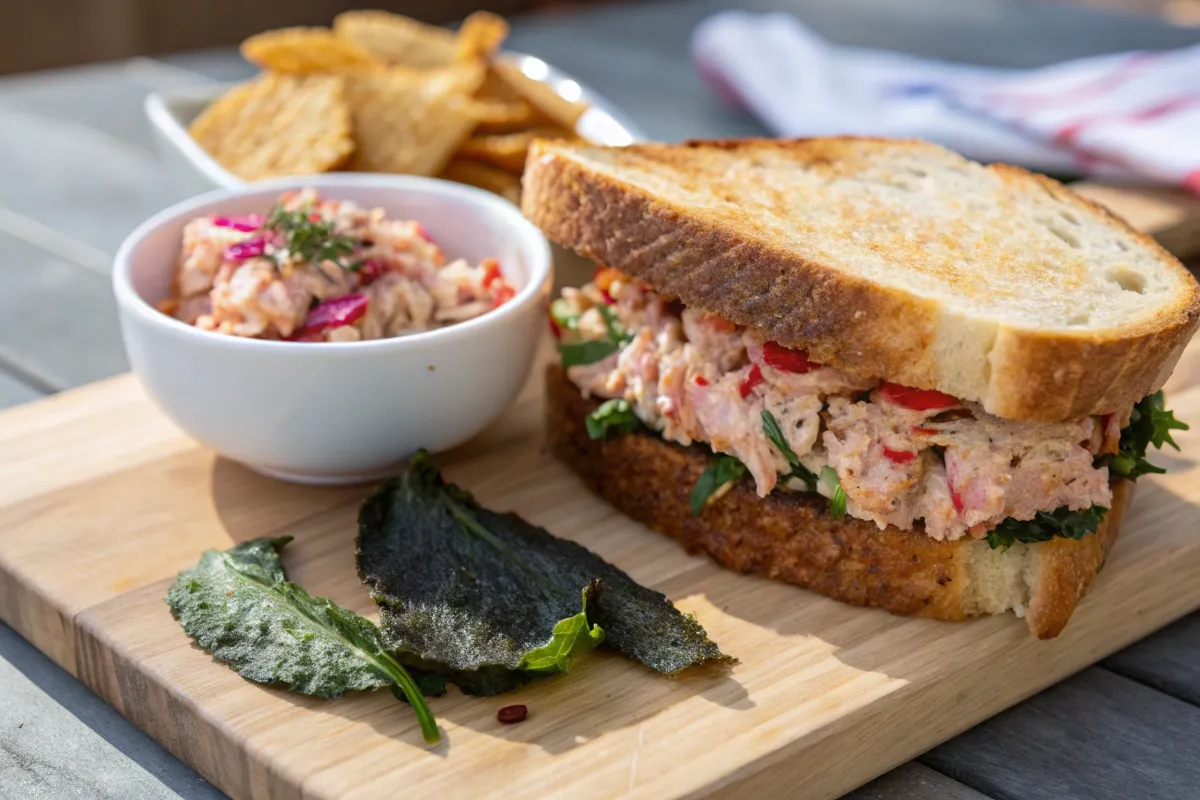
[0,333,1198,800]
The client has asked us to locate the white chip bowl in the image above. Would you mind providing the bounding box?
[113,173,553,484]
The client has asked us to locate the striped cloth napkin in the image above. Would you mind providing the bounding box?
[691,11,1200,192]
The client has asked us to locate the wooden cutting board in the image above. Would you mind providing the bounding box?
[1,333,1200,800]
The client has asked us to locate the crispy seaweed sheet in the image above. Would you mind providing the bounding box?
[357,452,731,696]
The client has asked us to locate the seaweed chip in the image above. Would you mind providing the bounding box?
[357,452,731,695]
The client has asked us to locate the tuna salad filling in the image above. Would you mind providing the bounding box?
[553,268,1187,545]
[160,188,515,342]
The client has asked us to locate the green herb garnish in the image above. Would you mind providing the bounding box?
[586,398,641,439]
[358,452,730,696]
[689,454,748,516]
[985,505,1108,551]
[166,537,440,744]
[558,304,631,367]
[1101,391,1188,480]
[820,466,847,519]
[264,205,359,269]
[560,340,622,368]
[761,409,818,491]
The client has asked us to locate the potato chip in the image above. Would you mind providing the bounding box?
[344,68,483,176]
[454,11,509,62]
[440,159,522,205]
[491,60,588,132]
[188,73,354,180]
[241,27,377,73]
[472,98,539,134]
[457,127,574,174]
[422,62,487,97]
[333,10,457,68]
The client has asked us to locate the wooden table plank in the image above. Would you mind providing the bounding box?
[0,621,225,800]
[845,763,990,800]
[0,230,128,389]
[0,107,188,258]
[0,59,208,156]
[921,668,1200,799]
[0,371,41,408]
[1105,614,1200,706]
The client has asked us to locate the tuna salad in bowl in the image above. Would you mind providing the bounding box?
[114,174,551,484]
[160,188,517,342]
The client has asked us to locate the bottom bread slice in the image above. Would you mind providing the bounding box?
[545,364,1128,639]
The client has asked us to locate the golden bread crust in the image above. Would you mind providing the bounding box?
[523,137,1200,422]
[545,364,1126,638]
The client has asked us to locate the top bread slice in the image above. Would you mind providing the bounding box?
[522,137,1200,422]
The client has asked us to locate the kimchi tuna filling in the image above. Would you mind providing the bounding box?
[553,269,1122,543]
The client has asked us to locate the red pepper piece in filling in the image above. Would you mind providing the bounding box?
[739,365,764,399]
[694,375,710,386]
[491,283,516,308]
[878,382,960,411]
[762,341,820,373]
[882,446,917,464]
[481,258,502,287]
[950,485,965,515]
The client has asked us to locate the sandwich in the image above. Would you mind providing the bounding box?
[521,137,1200,639]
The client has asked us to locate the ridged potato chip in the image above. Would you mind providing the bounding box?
[333,10,457,68]
[188,73,354,180]
[345,68,483,175]
[458,127,574,174]
[472,98,539,134]
[454,12,509,62]
[440,158,522,205]
[241,27,377,73]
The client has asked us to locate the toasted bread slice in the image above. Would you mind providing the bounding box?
[523,138,1200,422]
[545,364,1128,639]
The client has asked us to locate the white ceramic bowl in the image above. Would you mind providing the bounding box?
[113,174,552,484]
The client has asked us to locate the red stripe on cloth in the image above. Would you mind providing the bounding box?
[1184,169,1200,197]
[1053,94,1200,147]
[985,51,1159,111]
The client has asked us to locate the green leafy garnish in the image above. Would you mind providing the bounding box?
[586,398,641,439]
[985,505,1108,551]
[1101,391,1188,480]
[264,205,359,269]
[689,454,748,516]
[517,587,606,673]
[820,466,847,519]
[761,409,818,491]
[166,537,440,744]
[560,340,621,367]
[358,452,730,696]
[558,304,631,367]
[761,409,798,465]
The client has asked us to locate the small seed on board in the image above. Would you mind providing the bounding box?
[497,704,527,724]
